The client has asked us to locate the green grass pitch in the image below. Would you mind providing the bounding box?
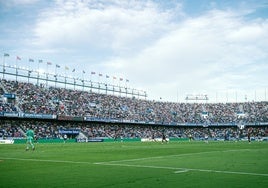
[0,141,268,188]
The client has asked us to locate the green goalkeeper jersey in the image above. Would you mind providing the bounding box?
[26,129,34,140]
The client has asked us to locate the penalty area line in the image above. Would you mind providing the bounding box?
[181,168,268,177]
[2,157,267,177]
[96,149,251,164]
[94,162,268,177]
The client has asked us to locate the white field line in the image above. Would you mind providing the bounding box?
[0,149,254,166]
[94,148,268,177]
[0,157,92,165]
[95,149,251,164]
[1,156,267,177]
[174,169,189,173]
[94,162,268,177]
[1,149,267,177]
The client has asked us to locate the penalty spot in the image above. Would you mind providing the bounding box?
[174,169,189,174]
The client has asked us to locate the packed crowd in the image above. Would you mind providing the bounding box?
[0,120,72,139]
[0,79,268,124]
[0,86,17,113]
[0,121,22,138]
[1,120,267,141]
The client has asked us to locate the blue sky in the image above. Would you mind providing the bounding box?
[0,0,268,102]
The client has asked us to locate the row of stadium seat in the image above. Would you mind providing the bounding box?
[0,79,268,124]
[1,120,267,140]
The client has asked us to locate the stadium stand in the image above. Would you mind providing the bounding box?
[0,78,267,142]
[0,120,267,142]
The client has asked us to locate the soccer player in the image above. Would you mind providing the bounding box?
[161,132,168,143]
[63,134,67,143]
[204,134,209,143]
[188,134,193,142]
[26,126,35,151]
[151,133,156,142]
[247,128,252,144]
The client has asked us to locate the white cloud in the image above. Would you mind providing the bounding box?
[114,9,268,102]
[33,0,178,55]
[26,1,268,102]
[227,24,265,42]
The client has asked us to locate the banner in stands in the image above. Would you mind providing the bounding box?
[57,115,84,121]
[87,139,104,142]
[141,138,169,142]
[3,112,19,117]
[0,139,14,144]
[84,117,119,122]
[59,129,80,134]
[76,138,105,142]
[3,93,16,99]
[22,113,57,119]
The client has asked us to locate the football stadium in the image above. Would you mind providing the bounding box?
[0,58,268,188]
[1,1,268,188]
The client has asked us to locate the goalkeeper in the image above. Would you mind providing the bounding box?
[26,126,35,151]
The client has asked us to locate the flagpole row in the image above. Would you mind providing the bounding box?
[1,53,136,97]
